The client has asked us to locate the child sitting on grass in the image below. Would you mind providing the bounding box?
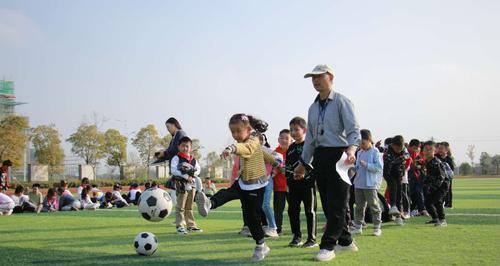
[0,192,14,215]
[57,187,81,211]
[42,188,58,212]
[28,183,44,213]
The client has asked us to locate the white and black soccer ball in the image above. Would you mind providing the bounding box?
[134,232,158,256]
[138,188,173,222]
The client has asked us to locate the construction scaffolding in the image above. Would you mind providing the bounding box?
[0,80,26,120]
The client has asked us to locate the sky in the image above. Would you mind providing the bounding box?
[1,0,499,165]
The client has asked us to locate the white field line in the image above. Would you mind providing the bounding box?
[96,209,500,217]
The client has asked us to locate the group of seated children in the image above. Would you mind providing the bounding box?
[0,177,154,214]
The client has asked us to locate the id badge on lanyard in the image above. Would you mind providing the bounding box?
[313,100,329,147]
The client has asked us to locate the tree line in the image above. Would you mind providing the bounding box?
[0,115,214,179]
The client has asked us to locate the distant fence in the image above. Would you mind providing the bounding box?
[9,164,171,182]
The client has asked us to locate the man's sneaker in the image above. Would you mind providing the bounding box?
[195,192,211,217]
[389,206,400,216]
[251,243,270,263]
[301,239,318,248]
[373,228,382,237]
[187,227,203,233]
[288,237,303,247]
[425,219,438,224]
[264,228,279,238]
[350,226,362,235]
[239,226,251,236]
[334,242,359,253]
[394,217,404,226]
[177,227,188,235]
[316,249,335,262]
[410,210,420,217]
[435,219,448,227]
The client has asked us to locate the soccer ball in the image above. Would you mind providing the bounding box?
[138,188,173,222]
[134,232,158,256]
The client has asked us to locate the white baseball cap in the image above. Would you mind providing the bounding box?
[304,64,334,78]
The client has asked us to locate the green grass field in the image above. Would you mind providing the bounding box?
[1,178,499,265]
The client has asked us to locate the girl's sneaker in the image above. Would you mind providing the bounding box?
[251,243,270,262]
[177,227,188,235]
[195,192,211,217]
[373,228,382,237]
[394,217,404,226]
[264,228,279,238]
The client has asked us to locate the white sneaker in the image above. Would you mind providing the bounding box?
[316,249,335,262]
[435,219,448,227]
[373,228,382,237]
[177,227,188,235]
[389,206,400,216]
[395,217,404,226]
[410,210,420,217]
[264,228,279,238]
[334,242,359,253]
[402,212,411,219]
[251,243,270,262]
[239,226,251,236]
[350,227,362,235]
[195,192,211,217]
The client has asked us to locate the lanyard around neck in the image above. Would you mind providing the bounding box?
[317,99,329,136]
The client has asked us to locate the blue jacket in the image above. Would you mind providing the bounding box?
[354,147,383,189]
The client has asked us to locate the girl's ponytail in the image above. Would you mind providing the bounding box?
[229,114,268,133]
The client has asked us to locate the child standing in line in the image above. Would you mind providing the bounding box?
[383,135,410,225]
[195,114,281,262]
[170,136,203,235]
[351,129,383,236]
[257,133,279,237]
[286,117,318,247]
[401,159,411,219]
[437,142,455,208]
[273,129,292,235]
[422,141,450,226]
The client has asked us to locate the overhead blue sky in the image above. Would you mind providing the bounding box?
[1,0,499,165]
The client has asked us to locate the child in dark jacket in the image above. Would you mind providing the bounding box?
[422,141,450,227]
[286,117,317,248]
[383,135,410,225]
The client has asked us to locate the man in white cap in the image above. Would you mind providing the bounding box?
[294,64,361,262]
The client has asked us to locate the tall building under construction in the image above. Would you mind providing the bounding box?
[0,80,25,120]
